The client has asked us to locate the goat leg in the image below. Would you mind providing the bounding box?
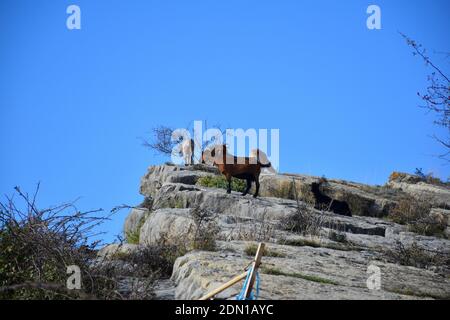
[242,179,252,196]
[253,179,260,198]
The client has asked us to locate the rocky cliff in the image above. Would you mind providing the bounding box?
[100,164,450,300]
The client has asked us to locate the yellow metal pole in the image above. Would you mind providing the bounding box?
[243,242,265,299]
[199,272,248,300]
[198,242,266,301]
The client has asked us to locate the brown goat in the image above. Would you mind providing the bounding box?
[201,144,272,198]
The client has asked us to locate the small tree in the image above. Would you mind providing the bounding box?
[141,125,177,156]
[141,121,227,162]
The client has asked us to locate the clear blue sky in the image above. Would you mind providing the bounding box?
[1,0,449,243]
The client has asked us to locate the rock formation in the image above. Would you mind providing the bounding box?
[100,164,450,300]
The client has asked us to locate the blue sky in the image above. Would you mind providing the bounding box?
[1,0,449,243]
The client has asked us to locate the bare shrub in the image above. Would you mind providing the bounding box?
[0,185,157,300]
[265,180,295,200]
[190,206,219,251]
[383,241,449,274]
[87,259,156,300]
[243,220,275,242]
[141,126,176,156]
[279,178,324,236]
[120,245,178,278]
[153,231,189,265]
[389,196,446,237]
[93,243,183,300]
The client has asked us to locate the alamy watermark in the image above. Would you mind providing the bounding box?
[170,120,280,170]
[366,5,381,30]
[67,5,81,30]
[66,265,81,290]
[64,5,381,31]
[366,264,381,290]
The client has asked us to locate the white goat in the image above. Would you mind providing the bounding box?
[181,138,195,165]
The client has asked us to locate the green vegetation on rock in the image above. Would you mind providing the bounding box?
[197,175,246,193]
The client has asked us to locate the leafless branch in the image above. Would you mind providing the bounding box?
[401,32,450,162]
